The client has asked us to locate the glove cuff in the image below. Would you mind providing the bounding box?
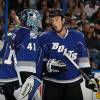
[80,67,93,78]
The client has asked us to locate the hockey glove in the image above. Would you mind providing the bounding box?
[47,59,67,73]
[85,77,100,92]
[80,67,100,92]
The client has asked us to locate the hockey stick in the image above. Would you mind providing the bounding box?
[7,33,22,85]
[63,53,90,81]
[63,53,100,92]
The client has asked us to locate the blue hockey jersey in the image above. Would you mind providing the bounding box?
[0,27,43,82]
[39,29,91,84]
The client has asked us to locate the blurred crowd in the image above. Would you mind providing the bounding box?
[0,0,100,69]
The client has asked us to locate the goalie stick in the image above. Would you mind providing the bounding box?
[63,53,100,92]
[7,33,22,85]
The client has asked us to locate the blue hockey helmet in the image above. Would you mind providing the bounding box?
[20,9,42,32]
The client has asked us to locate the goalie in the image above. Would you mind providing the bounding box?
[0,9,43,100]
[39,8,100,100]
[13,9,43,100]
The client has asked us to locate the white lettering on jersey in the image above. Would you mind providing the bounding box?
[52,43,59,49]
[4,47,14,64]
[52,43,77,60]
[27,42,36,51]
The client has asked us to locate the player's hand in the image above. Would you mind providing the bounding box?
[85,78,100,92]
[18,75,34,100]
[47,59,67,73]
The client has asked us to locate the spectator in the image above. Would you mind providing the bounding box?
[53,0,61,9]
[93,8,100,37]
[0,0,4,18]
[28,0,39,9]
[9,0,24,15]
[90,8,100,22]
[0,0,4,40]
[67,1,75,17]
[22,0,29,9]
[84,0,99,17]
[94,24,100,51]
[8,9,21,32]
[73,1,85,17]
[82,22,96,49]
[37,0,49,17]
[9,9,21,26]
[82,22,100,68]
[42,9,52,31]
[77,12,88,31]
[70,16,78,30]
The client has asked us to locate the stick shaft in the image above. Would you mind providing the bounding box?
[64,53,90,81]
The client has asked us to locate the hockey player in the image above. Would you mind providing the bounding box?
[39,8,100,100]
[0,37,19,100]
[15,9,43,100]
[0,9,43,100]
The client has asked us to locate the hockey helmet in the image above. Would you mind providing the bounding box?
[20,9,42,32]
[49,8,64,18]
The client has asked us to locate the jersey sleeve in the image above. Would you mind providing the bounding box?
[11,27,29,52]
[38,32,50,59]
[76,32,90,68]
[35,46,44,80]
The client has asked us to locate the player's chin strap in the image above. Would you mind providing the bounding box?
[63,53,100,92]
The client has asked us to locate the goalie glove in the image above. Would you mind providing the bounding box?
[47,59,67,73]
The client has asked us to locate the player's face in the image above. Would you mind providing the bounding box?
[50,16,63,32]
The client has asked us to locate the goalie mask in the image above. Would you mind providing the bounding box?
[20,9,42,35]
